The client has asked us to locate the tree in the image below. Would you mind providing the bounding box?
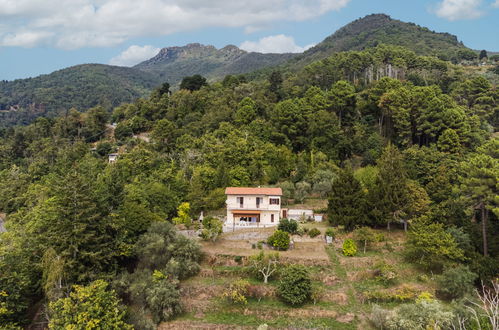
[151,119,175,151]
[436,265,477,300]
[479,50,488,61]
[371,144,408,230]
[294,181,311,204]
[249,251,280,283]
[277,218,298,234]
[172,202,192,227]
[49,280,132,329]
[327,168,366,231]
[200,217,223,242]
[179,74,207,91]
[278,265,312,306]
[437,128,462,153]
[353,227,376,253]
[405,219,465,271]
[267,230,290,251]
[328,80,356,127]
[460,153,498,256]
[402,180,430,231]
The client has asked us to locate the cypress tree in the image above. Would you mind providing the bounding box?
[327,167,366,231]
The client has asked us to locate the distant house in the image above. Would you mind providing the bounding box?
[108,153,119,163]
[225,187,283,227]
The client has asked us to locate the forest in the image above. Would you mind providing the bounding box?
[0,43,497,329]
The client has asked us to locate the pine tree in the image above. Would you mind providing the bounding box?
[460,153,498,256]
[371,144,408,230]
[327,167,366,231]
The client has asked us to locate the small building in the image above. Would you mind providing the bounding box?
[108,153,119,163]
[286,209,314,221]
[225,187,282,227]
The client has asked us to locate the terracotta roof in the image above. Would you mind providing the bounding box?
[225,187,282,196]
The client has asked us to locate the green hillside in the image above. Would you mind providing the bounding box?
[0,64,162,126]
[291,14,470,68]
[0,14,492,128]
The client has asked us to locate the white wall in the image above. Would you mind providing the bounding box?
[226,194,281,211]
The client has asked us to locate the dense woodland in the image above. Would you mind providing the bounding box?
[0,43,498,329]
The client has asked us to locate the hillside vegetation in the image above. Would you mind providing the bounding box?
[1,14,493,128]
[0,40,497,329]
[0,64,162,126]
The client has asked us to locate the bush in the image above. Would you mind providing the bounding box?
[278,218,298,234]
[325,228,336,239]
[200,217,223,242]
[370,301,455,330]
[373,260,397,285]
[222,279,250,305]
[278,265,312,306]
[436,265,477,300]
[342,239,357,256]
[308,228,321,238]
[267,230,290,251]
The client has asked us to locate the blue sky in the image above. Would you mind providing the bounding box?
[1,0,498,81]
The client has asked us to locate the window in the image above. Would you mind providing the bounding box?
[256,197,263,208]
[236,197,244,207]
[271,214,274,222]
[269,198,280,205]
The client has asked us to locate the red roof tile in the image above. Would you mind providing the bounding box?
[225,187,282,196]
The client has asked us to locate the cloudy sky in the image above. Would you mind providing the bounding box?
[1,0,498,80]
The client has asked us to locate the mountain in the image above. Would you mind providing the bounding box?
[134,43,296,84]
[0,14,479,127]
[287,13,469,68]
[0,64,162,126]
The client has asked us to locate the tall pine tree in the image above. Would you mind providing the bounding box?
[327,167,366,231]
[369,144,408,230]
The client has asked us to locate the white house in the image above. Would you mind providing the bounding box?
[225,187,283,227]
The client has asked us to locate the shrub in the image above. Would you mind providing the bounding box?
[278,218,298,234]
[267,230,290,251]
[311,283,325,305]
[308,228,321,238]
[296,227,306,236]
[370,301,455,330]
[373,260,397,285]
[436,265,477,300]
[222,279,250,305]
[325,228,336,239]
[342,239,357,256]
[278,265,312,306]
[200,217,223,242]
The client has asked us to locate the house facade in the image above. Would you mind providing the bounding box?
[225,187,282,227]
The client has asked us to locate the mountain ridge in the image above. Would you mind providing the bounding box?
[0,13,490,127]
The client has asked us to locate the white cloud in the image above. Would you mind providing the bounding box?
[109,45,160,66]
[240,34,314,53]
[1,30,53,47]
[433,0,484,20]
[0,0,350,49]
[493,0,499,8]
